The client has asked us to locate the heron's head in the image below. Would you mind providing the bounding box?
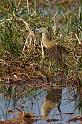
[35,28,48,34]
[35,28,50,40]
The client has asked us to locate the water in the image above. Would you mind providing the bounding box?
[0,85,81,124]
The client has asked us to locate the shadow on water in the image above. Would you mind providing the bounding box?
[0,81,81,124]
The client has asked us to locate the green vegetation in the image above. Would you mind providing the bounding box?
[0,0,82,91]
[0,0,82,82]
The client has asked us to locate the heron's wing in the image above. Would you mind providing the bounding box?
[47,45,62,63]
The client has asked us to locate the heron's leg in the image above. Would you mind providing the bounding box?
[55,61,59,72]
[48,59,56,73]
[48,60,52,73]
[49,60,59,72]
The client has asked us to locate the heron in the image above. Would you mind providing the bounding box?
[35,28,66,64]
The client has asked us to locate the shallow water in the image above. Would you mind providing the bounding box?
[0,85,81,124]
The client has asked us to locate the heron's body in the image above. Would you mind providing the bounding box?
[41,28,62,63]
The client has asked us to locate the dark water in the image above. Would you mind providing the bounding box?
[0,84,81,124]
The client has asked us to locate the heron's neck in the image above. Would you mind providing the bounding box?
[42,32,52,48]
[42,32,49,41]
[42,32,55,48]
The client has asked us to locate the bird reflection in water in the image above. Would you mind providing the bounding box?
[41,85,62,118]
